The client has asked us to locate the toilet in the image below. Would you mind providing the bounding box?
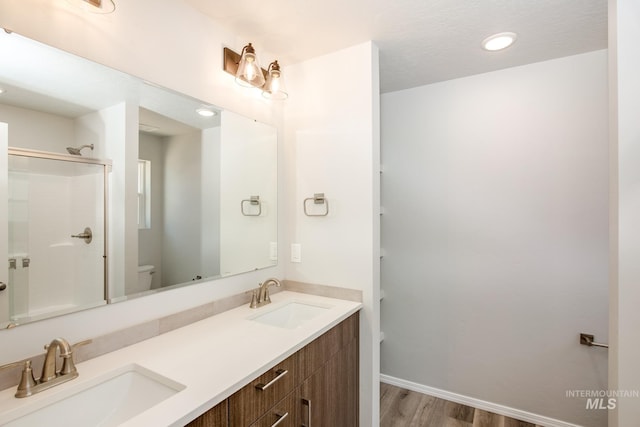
[134,265,155,293]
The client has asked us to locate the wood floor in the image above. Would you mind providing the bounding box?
[380,383,544,427]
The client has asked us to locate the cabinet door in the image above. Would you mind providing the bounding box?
[298,313,359,381]
[300,337,359,427]
[186,400,228,427]
[249,390,298,427]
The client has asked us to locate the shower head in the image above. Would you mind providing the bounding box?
[66,144,94,156]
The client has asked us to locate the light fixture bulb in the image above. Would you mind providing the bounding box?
[235,43,265,88]
[262,60,288,101]
[482,32,517,51]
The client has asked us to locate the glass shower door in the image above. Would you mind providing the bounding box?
[6,151,108,325]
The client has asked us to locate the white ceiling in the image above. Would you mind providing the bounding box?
[184,0,608,93]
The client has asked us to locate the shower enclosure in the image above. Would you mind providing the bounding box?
[5,147,109,325]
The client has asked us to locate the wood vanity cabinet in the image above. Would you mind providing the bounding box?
[186,312,359,427]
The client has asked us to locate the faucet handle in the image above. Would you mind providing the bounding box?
[59,339,92,376]
[0,359,37,398]
[250,289,258,308]
[15,360,37,398]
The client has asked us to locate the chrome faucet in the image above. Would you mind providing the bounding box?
[250,278,282,308]
[0,338,90,398]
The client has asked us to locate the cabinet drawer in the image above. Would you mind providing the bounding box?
[229,352,298,426]
[249,390,298,427]
[298,312,359,380]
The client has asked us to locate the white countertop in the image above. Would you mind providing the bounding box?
[0,291,362,426]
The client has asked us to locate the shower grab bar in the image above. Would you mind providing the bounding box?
[241,196,262,216]
[580,333,609,349]
[304,193,329,216]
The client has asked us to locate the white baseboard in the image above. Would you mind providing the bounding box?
[380,374,583,427]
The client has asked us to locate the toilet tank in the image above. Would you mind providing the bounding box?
[135,265,155,292]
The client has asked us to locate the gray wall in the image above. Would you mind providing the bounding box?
[380,50,608,427]
[162,131,202,285]
[138,132,165,289]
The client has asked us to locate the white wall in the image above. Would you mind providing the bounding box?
[609,1,640,426]
[381,51,609,427]
[284,42,381,427]
[0,0,284,364]
[200,127,221,279]
[162,131,202,285]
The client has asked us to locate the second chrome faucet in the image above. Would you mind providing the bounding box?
[250,278,282,308]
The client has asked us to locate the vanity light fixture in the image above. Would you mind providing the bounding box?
[223,44,288,101]
[65,0,116,14]
[482,32,517,51]
[262,60,288,100]
[196,107,217,117]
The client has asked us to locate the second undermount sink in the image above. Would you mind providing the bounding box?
[3,364,185,427]
[250,301,331,329]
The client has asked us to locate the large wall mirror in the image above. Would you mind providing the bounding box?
[0,30,278,328]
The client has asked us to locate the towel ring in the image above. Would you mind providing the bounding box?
[241,196,262,216]
[303,193,329,216]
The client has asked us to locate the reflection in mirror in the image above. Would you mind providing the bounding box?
[0,30,278,328]
[7,150,109,324]
[136,107,222,292]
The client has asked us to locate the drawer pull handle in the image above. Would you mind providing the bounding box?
[255,368,288,391]
[302,398,311,427]
[271,410,289,427]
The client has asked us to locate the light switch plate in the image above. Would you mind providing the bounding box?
[291,243,301,263]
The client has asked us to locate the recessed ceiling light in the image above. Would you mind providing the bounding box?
[196,107,217,117]
[0,88,5,95]
[482,32,517,51]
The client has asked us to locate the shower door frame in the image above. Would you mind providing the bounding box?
[7,146,111,306]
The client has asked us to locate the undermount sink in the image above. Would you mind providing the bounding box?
[250,301,331,329]
[3,364,185,427]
